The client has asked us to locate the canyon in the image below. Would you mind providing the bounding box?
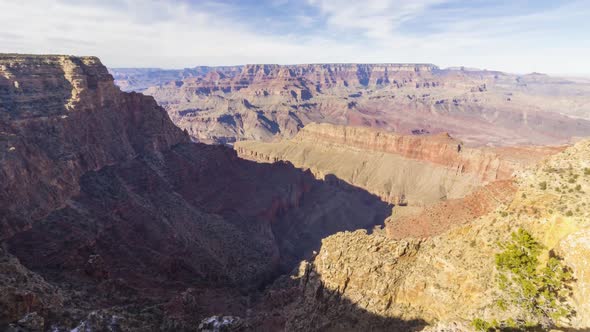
[0,55,391,331]
[1,54,589,332]
[111,64,590,146]
[286,138,590,331]
[235,123,562,207]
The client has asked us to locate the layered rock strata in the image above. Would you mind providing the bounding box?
[127,63,590,145]
[235,123,560,207]
[0,55,392,330]
[283,139,590,331]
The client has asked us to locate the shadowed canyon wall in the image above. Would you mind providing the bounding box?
[0,55,393,331]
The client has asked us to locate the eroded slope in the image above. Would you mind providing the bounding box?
[284,139,590,331]
[0,55,392,331]
[236,123,559,208]
[140,63,590,145]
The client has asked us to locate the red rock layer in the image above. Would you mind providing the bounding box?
[0,55,189,239]
[386,180,517,239]
[0,54,392,329]
[291,123,564,182]
[139,63,590,146]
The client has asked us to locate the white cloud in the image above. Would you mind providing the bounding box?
[0,0,319,67]
[307,0,446,40]
[0,0,588,75]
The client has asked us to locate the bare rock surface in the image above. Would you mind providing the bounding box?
[235,123,560,207]
[0,54,392,331]
[3,54,590,331]
[125,63,590,146]
[283,139,590,331]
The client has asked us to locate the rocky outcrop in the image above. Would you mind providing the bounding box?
[288,123,565,182]
[136,63,590,145]
[386,179,517,239]
[0,54,189,239]
[235,124,559,207]
[0,54,393,330]
[0,247,64,328]
[283,139,590,330]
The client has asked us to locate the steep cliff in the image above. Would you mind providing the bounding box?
[235,123,560,207]
[0,55,392,330]
[0,54,189,239]
[138,63,590,145]
[284,139,590,331]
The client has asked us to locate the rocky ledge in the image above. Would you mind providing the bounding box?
[235,123,561,208]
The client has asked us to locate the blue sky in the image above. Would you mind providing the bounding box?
[0,0,589,74]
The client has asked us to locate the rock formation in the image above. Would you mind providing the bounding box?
[116,63,590,146]
[3,54,589,331]
[282,139,590,331]
[235,123,561,207]
[0,54,188,239]
[0,55,392,331]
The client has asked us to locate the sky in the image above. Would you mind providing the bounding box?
[0,0,589,75]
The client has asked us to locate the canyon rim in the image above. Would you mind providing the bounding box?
[2,1,590,331]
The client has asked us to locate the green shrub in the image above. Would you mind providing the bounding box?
[539,181,547,190]
[472,318,494,331]
[566,210,573,217]
[494,229,574,329]
[584,168,590,175]
[505,318,517,328]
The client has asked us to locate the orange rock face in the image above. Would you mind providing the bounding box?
[386,180,518,239]
[287,123,526,182]
[237,123,563,187]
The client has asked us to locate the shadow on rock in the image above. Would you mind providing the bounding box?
[3,142,392,329]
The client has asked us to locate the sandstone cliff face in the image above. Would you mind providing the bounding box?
[0,54,188,239]
[0,55,393,330]
[287,123,565,182]
[235,123,559,208]
[135,63,590,145]
[284,140,590,330]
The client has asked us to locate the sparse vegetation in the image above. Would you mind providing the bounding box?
[473,229,574,330]
[471,318,494,331]
[539,181,547,190]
